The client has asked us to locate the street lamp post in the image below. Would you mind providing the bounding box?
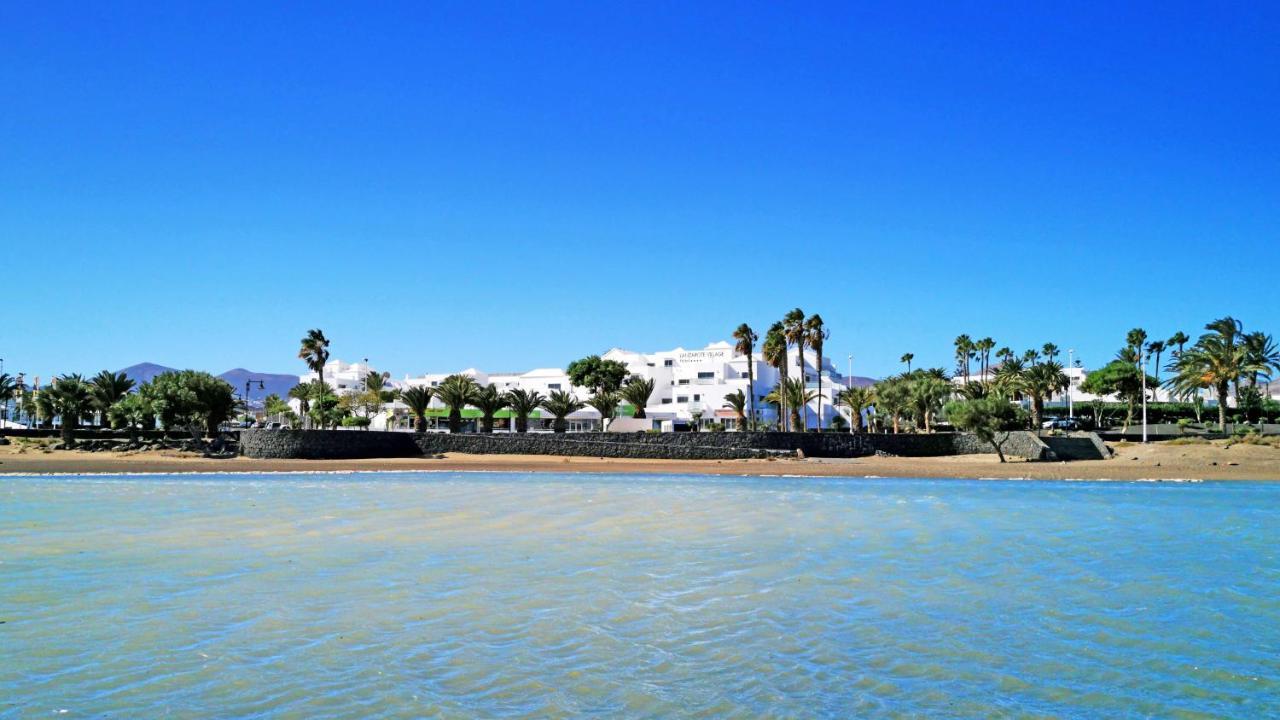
[1067,349,1075,419]
[847,355,854,434]
[1140,348,1149,443]
[243,379,266,426]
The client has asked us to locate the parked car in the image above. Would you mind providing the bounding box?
[1042,417,1083,431]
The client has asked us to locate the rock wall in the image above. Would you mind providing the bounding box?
[241,429,1061,461]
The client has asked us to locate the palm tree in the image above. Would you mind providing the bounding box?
[46,374,93,445]
[1145,340,1166,388]
[732,323,759,430]
[1023,360,1069,430]
[835,386,874,433]
[89,370,135,429]
[288,383,312,427]
[504,388,545,433]
[586,390,620,432]
[1167,331,1189,358]
[0,373,16,427]
[783,308,808,429]
[399,386,434,432]
[976,338,996,378]
[297,329,331,414]
[908,373,951,432]
[1126,328,1148,369]
[762,322,789,430]
[993,357,1027,400]
[806,314,829,431]
[782,377,817,432]
[541,390,584,433]
[619,376,655,420]
[1243,332,1280,388]
[1166,317,1246,428]
[435,375,478,433]
[1041,343,1059,361]
[723,389,747,430]
[954,335,974,384]
[471,384,509,434]
[762,383,785,431]
[900,353,914,373]
[873,377,912,434]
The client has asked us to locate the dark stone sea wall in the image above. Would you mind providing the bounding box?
[241,429,1074,461]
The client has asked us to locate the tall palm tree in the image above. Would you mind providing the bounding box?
[399,386,434,432]
[762,322,789,430]
[977,337,996,378]
[722,389,747,430]
[993,357,1027,400]
[1145,340,1166,388]
[954,335,974,384]
[471,384,509,434]
[504,388,545,433]
[732,323,759,430]
[783,308,808,429]
[586,390,620,432]
[435,374,478,433]
[1041,343,1059,361]
[1125,328,1148,369]
[1166,317,1246,428]
[835,386,874,433]
[46,374,93,445]
[297,329,331,415]
[806,314,829,431]
[1167,331,1189,358]
[541,389,584,434]
[900,353,914,373]
[620,376,655,420]
[908,373,952,432]
[90,371,136,429]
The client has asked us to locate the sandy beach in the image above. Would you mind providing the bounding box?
[2,440,1277,481]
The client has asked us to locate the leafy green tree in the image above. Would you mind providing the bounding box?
[264,393,291,416]
[504,388,545,433]
[722,389,747,430]
[0,373,17,426]
[90,370,135,428]
[471,384,509,433]
[1083,360,1154,431]
[435,374,478,433]
[288,383,312,426]
[1023,360,1069,429]
[541,389,584,434]
[399,386,434,432]
[762,322,789,430]
[619,376,655,420]
[565,355,630,394]
[586,390,620,431]
[109,391,154,439]
[806,314,829,431]
[873,376,912,433]
[732,323,758,429]
[835,385,874,433]
[993,356,1027,399]
[46,374,93,445]
[944,396,1024,463]
[907,371,951,432]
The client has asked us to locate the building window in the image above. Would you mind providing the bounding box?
[661,398,672,404]
[697,371,714,379]
[678,379,690,385]
[693,394,701,402]
[664,359,674,367]
[677,395,688,403]
[548,383,561,390]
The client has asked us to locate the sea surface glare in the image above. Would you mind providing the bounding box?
[2,473,1278,718]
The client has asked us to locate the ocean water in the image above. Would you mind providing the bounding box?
[2,473,1277,718]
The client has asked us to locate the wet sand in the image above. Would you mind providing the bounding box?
[2,441,1277,480]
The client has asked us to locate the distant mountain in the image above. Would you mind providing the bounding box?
[847,376,877,388]
[116,362,177,384]
[115,363,300,407]
[217,368,300,406]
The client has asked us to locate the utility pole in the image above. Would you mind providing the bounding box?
[1141,347,1149,443]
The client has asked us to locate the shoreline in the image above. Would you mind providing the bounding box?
[3,442,1278,481]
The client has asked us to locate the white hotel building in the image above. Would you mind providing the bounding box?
[300,341,856,432]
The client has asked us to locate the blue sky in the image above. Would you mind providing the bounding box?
[3,2,1277,381]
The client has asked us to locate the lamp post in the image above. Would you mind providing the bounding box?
[1067,349,1075,419]
[1140,348,1149,443]
[243,379,266,427]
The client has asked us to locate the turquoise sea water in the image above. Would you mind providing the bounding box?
[2,472,1278,718]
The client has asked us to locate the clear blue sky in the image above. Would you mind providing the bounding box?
[3,2,1277,381]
